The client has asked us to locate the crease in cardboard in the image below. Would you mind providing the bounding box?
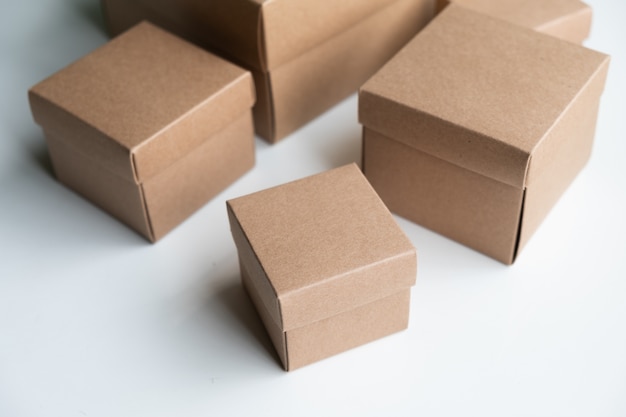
[137,178,155,242]
[511,188,527,262]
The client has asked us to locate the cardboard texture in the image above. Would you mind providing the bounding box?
[227,164,417,370]
[101,0,435,142]
[29,22,256,242]
[359,5,609,264]
[436,0,592,44]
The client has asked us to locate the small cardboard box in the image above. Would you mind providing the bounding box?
[227,164,417,370]
[436,0,592,44]
[359,6,609,264]
[101,0,435,142]
[29,22,256,242]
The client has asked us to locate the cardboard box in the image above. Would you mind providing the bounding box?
[29,22,256,242]
[359,5,609,264]
[436,0,592,44]
[101,0,435,142]
[227,164,416,370]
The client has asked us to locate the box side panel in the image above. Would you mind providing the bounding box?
[250,70,275,141]
[363,128,523,264]
[518,59,608,254]
[142,112,255,241]
[280,250,416,331]
[100,0,264,70]
[45,133,152,241]
[261,0,400,70]
[29,92,135,182]
[239,258,288,370]
[268,0,434,142]
[133,72,255,182]
[286,289,411,371]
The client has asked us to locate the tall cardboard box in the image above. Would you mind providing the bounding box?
[29,22,256,242]
[359,6,609,264]
[227,164,417,370]
[101,0,435,142]
[436,0,592,43]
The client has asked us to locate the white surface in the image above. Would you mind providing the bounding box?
[1,1,625,416]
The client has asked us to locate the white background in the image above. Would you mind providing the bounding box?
[1,1,625,416]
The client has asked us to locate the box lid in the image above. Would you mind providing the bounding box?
[359,5,609,189]
[29,21,255,184]
[227,164,416,332]
[103,0,404,72]
[448,0,592,43]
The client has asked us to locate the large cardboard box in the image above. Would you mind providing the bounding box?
[227,164,416,370]
[436,0,592,44]
[359,6,609,264]
[29,22,256,242]
[101,0,435,142]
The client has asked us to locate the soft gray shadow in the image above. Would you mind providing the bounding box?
[322,130,362,169]
[29,138,55,178]
[71,0,108,34]
[212,281,281,369]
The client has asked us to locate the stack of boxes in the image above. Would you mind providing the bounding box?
[101,0,435,142]
[28,0,609,369]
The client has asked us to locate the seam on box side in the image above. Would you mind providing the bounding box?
[257,7,268,73]
[283,330,290,371]
[511,187,527,264]
[360,126,366,171]
[265,72,277,141]
[134,154,155,242]
[227,203,283,327]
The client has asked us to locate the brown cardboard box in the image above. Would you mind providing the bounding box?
[227,164,417,370]
[436,0,592,43]
[29,22,256,242]
[101,0,435,142]
[359,6,609,264]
